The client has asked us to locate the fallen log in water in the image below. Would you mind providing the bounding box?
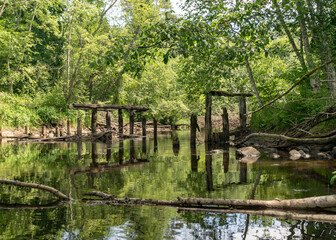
[234,132,336,146]
[83,191,336,211]
[0,179,71,200]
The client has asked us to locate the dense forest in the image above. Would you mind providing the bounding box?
[0,0,335,131]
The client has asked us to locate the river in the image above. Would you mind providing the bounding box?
[1,131,336,239]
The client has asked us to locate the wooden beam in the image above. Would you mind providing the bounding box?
[129,110,135,135]
[222,108,229,144]
[209,91,253,97]
[118,109,123,136]
[69,103,150,112]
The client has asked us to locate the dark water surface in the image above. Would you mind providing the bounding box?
[1,131,336,239]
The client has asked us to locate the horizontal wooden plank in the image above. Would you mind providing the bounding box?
[69,103,150,112]
[209,91,253,97]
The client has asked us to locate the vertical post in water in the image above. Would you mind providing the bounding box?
[222,107,230,144]
[77,141,82,160]
[154,118,158,152]
[118,109,123,137]
[91,100,98,134]
[205,93,212,142]
[119,140,124,164]
[142,117,146,137]
[205,142,214,191]
[41,126,46,138]
[67,119,71,135]
[106,140,112,162]
[129,110,134,135]
[77,118,82,138]
[106,111,112,141]
[55,125,60,137]
[25,126,29,135]
[239,97,247,131]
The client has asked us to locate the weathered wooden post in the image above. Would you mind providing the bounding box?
[205,93,212,142]
[190,114,197,144]
[239,97,247,131]
[67,119,71,135]
[129,110,135,135]
[25,126,29,135]
[55,125,60,137]
[222,108,229,144]
[77,118,82,138]
[41,126,46,138]
[91,100,98,134]
[118,109,123,136]
[106,111,111,131]
[106,111,112,141]
[153,118,158,152]
[60,125,63,136]
[142,117,146,137]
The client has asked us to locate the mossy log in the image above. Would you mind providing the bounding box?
[0,179,71,200]
[234,132,336,146]
[83,191,336,211]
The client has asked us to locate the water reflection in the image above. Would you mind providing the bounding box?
[1,131,336,239]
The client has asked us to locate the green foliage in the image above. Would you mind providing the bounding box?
[330,171,336,185]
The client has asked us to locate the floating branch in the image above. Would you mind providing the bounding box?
[0,179,71,200]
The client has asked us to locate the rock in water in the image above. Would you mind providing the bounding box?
[289,149,301,160]
[237,146,260,157]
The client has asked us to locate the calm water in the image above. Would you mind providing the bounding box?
[1,131,336,239]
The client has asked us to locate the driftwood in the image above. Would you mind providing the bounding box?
[83,191,336,211]
[0,179,71,200]
[234,132,336,146]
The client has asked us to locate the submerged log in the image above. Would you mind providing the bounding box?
[0,179,70,200]
[235,132,336,146]
[83,191,336,211]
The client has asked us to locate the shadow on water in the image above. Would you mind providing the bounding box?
[1,131,336,239]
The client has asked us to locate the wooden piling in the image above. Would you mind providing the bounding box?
[77,141,82,160]
[205,142,214,191]
[190,114,197,144]
[129,110,135,135]
[106,140,112,162]
[55,126,60,137]
[119,140,124,164]
[205,94,212,142]
[118,109,123,136]
[91,101,98,134]
[239,97,247,131]
[25,126,29,135]
[222,108,229,144]
[106,112,111,131]
[190,140,198,172]
[142,117,146,137]
[67,119,71,135]
[130,139,135,163]
[77,118,82,138]
[41,126,46,138]
[92,142,98,166]
[154,118,158,152]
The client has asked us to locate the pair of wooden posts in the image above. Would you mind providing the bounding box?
[197,91,252,143]
[40,119,71,138]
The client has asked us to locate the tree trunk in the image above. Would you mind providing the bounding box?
[0,0,7,18]
[272,0,307,71]
[245,58,263,106]
[296,0,319,91]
